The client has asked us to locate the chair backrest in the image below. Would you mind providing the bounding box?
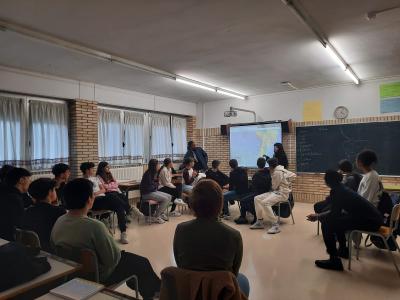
[15,228,41,249]
[389,204,400,233]
[54,245,99,282]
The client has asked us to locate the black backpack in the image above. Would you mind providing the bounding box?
[0,242,51,291]
[272,193,295,218]
[367,191,399,251]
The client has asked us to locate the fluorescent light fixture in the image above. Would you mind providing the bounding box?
[217,89,246,100]
[325,44,346,71]
[175,78,216,92]
[345,68,360,85]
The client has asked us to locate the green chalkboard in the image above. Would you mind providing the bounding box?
[296,121,400,175]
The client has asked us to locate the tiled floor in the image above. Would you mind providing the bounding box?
[117,202,400,300]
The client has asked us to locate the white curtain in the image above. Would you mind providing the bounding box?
[98,109,123,164]
[123,111,144,165]
[29,100,69,170]
[150,113,172,161]
[0,96,27,166]
[172,116,187,161]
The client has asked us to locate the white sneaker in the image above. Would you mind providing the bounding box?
[130,206,144,218]
[174,198,185,205]
[169,211,182,217]
[160,213,169,221]
[152,217,165,224]
[267,223,281,234]
[120,232,129,244]
[250,220,264,230]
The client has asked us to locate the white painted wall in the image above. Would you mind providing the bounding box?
[0,66,197,116]
[199,76,400,128]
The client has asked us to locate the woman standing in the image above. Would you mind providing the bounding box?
[273,143,288,170]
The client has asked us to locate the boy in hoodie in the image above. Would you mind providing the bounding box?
[250,158,296,234]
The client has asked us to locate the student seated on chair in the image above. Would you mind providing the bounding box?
[81,162,141,244]
[235,157,272,225]
[250,158,296,234]
[0,165,32,208]
[205,160,229,189]
[173,179,250,297]
[182,157,197,193]
[158,158,185,218]
[140,159,172,224]
[314,159,363,214]
[51,178,161,299]
[0,168,31,241]
[21,178,66,251]
[222,159,250,219]
[306,170,382,271]
[356,150,381,207]
[52,163,71,206]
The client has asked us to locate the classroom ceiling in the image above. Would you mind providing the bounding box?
[0,0,399,103]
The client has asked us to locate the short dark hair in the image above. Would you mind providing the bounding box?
[257,157,266,169]
[80,162,95,174]
[191,179,223,219]
[356,150,378,167]
[212,160,220,169]
[64,178,94,209]
[28,178,57,202]
[5,168,31,187]
[338,159,353,173]
[184,157,194,166]
[52,163,70,177]
[229,159,238,169]
[163,158,172,167]
[0,165,15,183]
[267,157,279,168]
[324,169,343,187]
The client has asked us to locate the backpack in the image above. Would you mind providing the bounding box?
[367,190,399,251]
[0,242,51,291]
[272,193,295,218]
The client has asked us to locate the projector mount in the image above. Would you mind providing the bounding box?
[224,106,256,122]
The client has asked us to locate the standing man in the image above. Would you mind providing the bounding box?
[184,141,208,172]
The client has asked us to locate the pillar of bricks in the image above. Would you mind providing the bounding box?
[186,116,196,142]
[68,99,99,178]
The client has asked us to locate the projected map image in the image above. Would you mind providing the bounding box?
[230,123,282,167]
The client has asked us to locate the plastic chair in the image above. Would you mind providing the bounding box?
[348,204,400,277]
[15,228,41,249]
[88,209,116,235]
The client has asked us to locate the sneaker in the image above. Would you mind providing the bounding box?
[250,220,264,229]
[174,198,185,205]
[151,217,165,224]
[267,223,281,234]
[169,211,182,217]
[315,257,344,271]
[234,216,248,225]
[120,232,129,244]
[228,199,236,205]
[130,206,144,218]
[160,213,169,221]
[338,247,349,259]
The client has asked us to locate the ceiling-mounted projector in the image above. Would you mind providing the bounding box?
[224,110,238,117]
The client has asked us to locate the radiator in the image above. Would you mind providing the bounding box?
[110,166,144,181]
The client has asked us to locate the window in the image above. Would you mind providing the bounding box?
[150,113,172,161]
[171,116,187,161]
[123,111,144,164]
[98,109,123,164]
[0,94,69,170]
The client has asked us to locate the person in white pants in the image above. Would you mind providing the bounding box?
[250,158,296,234]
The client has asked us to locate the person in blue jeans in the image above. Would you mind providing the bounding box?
[222,159,250,218]
[173,179,250,297]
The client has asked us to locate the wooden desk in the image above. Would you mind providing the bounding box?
[383,184,400,193]
[0,239,81,300]
[37,288,139,300]
[118,180,140,199]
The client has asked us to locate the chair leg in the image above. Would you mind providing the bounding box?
[348,231,353,270]
[277,203,281,224]
[382,237,400,277]
[288,201,295,224]
[317,220,320,236]
[356,233,361,260]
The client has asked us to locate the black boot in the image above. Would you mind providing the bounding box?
[234,216,248,225]
[338,247,349,259]
[315,256,344,271]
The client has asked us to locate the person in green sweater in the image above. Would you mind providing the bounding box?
[51,178,161,300]
[173,179,250,297]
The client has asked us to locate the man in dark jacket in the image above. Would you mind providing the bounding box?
[0,168,32,241]
[235,157,272,225]
[205,160,229,188]
[222,159,249,218]
[307,170,382,271]
[184,141,208,172]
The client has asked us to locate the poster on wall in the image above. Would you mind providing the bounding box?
[380,82,400,113]
[303,100,322,121]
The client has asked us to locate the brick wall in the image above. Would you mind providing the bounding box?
[69,99,99,178]
[193,115,400,203]
[186,116,196,143]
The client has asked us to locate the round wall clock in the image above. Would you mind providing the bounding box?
[334,106,349,119]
